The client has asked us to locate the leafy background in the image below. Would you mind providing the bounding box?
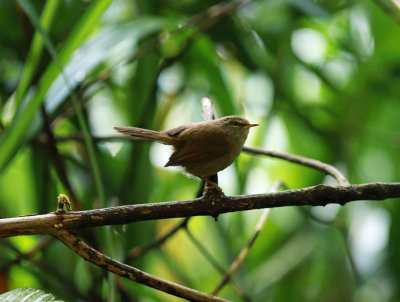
[1,0,400,301]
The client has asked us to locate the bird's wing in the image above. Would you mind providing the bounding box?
[164,129,229,167]
[163,125,189,137]
[165,147,224,167]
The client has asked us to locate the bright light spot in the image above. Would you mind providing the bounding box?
[1,92,16,125]
[245,72,274,117]
[311,204,340,221]
[263,116,288,152]
[72,48,82,59]
[164,98,196,128]
[358,149,394,182]
[353,281,388,302]
[107,39,135,66]
[291,28,327,65]
[158,64,184,94]
[323,55,355,88]
[350,204,390,274]
[350,5,374,58]
[88,92,123,156]
[245,167,271,194]
[150,143,176,170]
[75,70,86,82]
[219,165,238,196]
[310,163,344,221]
[293,65,321,103]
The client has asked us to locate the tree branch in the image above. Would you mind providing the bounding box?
[55,229,229,302]
[1,182,399,238]
[1,182,399,300]
[243,146,349,186]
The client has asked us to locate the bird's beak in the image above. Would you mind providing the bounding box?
[246,123,259,128]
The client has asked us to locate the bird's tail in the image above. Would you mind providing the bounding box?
[114,126,171,144]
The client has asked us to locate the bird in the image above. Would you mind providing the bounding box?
[114,116,258,190]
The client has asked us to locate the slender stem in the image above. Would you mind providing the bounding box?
[125,218,189,260]
[55,229,229,302]
[243,146,350,186]
[185,226,250,300]
[19,3,114,298]
[212,181,282,296]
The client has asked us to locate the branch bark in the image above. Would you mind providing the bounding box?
[1,182,399,238]
[55,229,229,302]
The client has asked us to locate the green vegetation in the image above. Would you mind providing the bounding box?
[1,0,400,301]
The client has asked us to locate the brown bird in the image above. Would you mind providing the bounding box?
[114,116,258,189]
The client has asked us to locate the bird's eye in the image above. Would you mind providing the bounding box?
[233,121,239,126]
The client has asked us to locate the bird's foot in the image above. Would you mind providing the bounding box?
[202,178,224,195]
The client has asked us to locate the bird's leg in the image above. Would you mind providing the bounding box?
[202,175,222,193]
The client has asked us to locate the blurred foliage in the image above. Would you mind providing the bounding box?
[0,0,400,301]
[0,287,63,302]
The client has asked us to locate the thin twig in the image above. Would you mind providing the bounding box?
[393,0,400,10]
[201,97,216,121]
[55,229,229,302]
[300,208,362,285]
[125,0,250,66]
[243,146,350,186]
[185,228,227,274]
[185,226,251,300]
[372,0,400,24]
[1,237,90,300]
[211,181,282,296]
[200,97,219,191]
[0,237,53,269]
[40,106,81,210]
[75,0,250,107]
[125,218,189,260]
[338,227,362,285]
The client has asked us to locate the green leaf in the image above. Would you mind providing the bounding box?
[0,0,113,172]
[45,18,163,113]
[0,288,64,302]
[184,36,236,116]
[289,0,330,17]
[14,0,59,108]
